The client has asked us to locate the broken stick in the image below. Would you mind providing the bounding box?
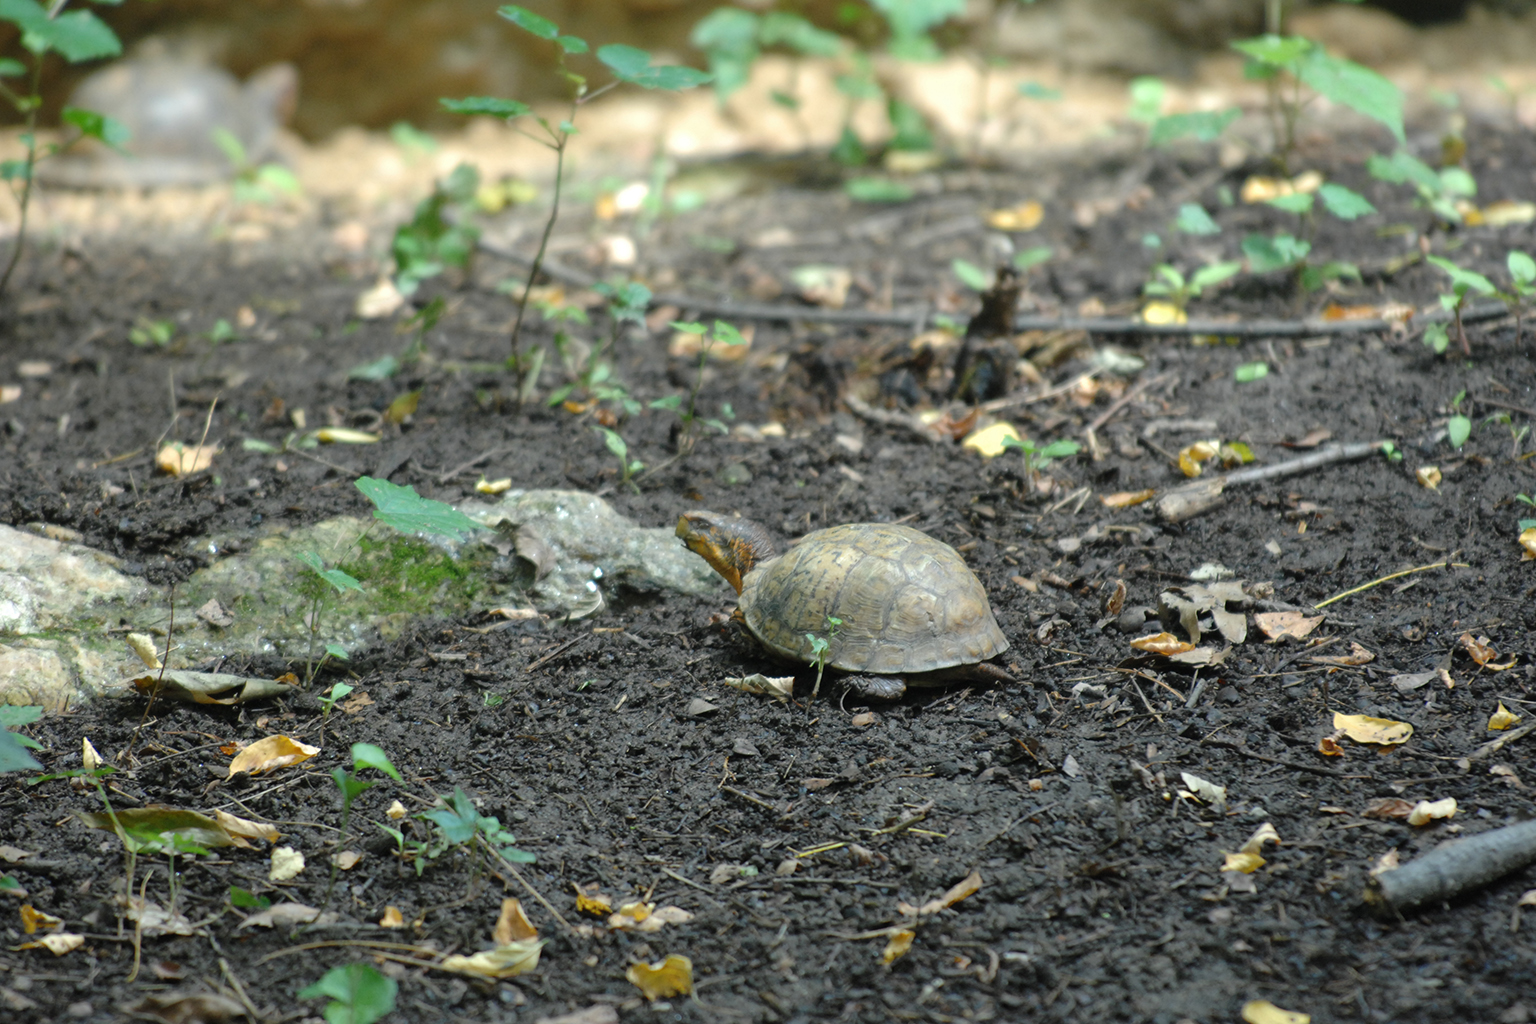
[1158,441,1386,523]
[1364,818,1536,915]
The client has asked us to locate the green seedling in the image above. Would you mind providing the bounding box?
[1128,76,1240,147]
[1231,29,1403,171]
[388,786,535,887]
[317,680,354,734]
[1002,435,1082,487]
[391,163,479,297]
[1141,260,1242,316]
[129,318,176,349]
[1444,390,1472,450]
[442,6,709,393]
[804,614,842,701]
[953,258,990,291]
[211,128,301,206]
[1235,362,1269,382]
[1380,441,1403,463]
[299,963,397,1024]
[1517,493,1535,508]
[1426,255,1496,356]
[1367,149,1476,225]
[0,0,124,297]
[650,319,747,456]
[1501,250,1534,346]
[0,704,43,773]
[593,278,652,362]
[296,551,362,685]
[595,426,643,492]
[229,885,271,912]
[324,743,400,906]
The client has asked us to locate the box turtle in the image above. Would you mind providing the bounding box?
[40,58,297,188]
[677,511,1012,699]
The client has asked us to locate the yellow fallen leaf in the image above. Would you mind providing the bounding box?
[212,809,281,844]
[19,932,84,956]
[919,870,982,915]
[1223,851,1263,873]
[627,954,693,1000]
[1101,489,1156,509]
[1415,465,1441,490]
[228,735,320,777]
[1460,632,1499,665]
[1243,999,1310,1024]
[1363,798,1415,820]
[314,427,380,444]
[1407,797,1457,827]
[1334,713,1412,746]
[126,632,162,669]
[574,882,612,916]
[1179,772,1226,807]
[495,898,539,944]
[1254,611,1323,641]
[1140,301,1187,325]
[156,443,218,476]
[476,477,512,495]
[1177,439,1221,478]
[984,200,1043,231]
[1130,632,1195,656]
[961,422,1020,458]
[1241,822,1280,855]
[1317,736,1345,757]
[637,906,695,932]
[330,850,362,870]
[1522,527,1536,561]
[269,846,305,882]
[20,904,62,934]
[1310,642,1374,667]
[379,906,404,928]
[442,939,545,979]
[1478,199,1536,226]
[608,901,652,929]
[1490,703,1521,731]
[81,738,102,771]
[882,929,916,964]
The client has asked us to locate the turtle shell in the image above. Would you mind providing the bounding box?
[739,523,1008,677]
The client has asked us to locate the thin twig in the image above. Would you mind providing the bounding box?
[1222,441,1387,486]
[491,851,572,932]
[1315,561,1471,609]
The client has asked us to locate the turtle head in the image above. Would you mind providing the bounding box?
[676,511,777,595]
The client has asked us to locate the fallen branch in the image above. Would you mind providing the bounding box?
[1469,720,1536,761]
[1315,559,1471,609]
[1158,441,1386,523]
[1364,818,1536,915]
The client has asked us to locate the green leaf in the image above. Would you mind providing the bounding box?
[711,320,747,346]
[1446,414,1471,449]
[596,426,628,461]
[868,0,963,40]
[1037,439,1082,460]
[348,355,400,381]
[670,320,707,334]
[1190,260,1242,291]
[1296,48,1404,143]
[1318,182,1376,220]
[1242,233,1310,273]
[1012,246,1052,271]
[296,551,364,594]
[760,12,842,57]
[228,886,270,910]
[555,35,588,55]
[1509,250,1536,288]
[1521,518,1536,531]
[1265,192,1314,214]
[1438,166,1476,198]
[1126,76,1164,123]
[844,177,913,202]
[497,5,558,39]
[596,44,711,90]
[1234,361,1269,382]
[0,729,41,773]
[1427,255,1496,296]
[61,107,129,149]
[2,1,121,62]
[0,159,29,182]
[1230,34,1311,70]
[1299,260,1360,293]
[1174,203,1220,235]
[952,258,989,291]
[0,58,25,77]
[1366,150,1440,192]
[324,643,350,661]
[352,742,402,781]
[355,477,485,542]
[298,963,398,1024]
[886,98,932,151]
[0,705,42,728]
[649,394,683,411]
[440,96,531,119]
[242,438,279,453]
[1017,80,1061,101]
[1423,321,1450,354]
[1149,108,1239,146]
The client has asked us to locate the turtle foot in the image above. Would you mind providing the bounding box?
[845,675,907,700]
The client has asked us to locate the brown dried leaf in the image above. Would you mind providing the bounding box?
[495,898,539,944]
[1254,611,1323,641]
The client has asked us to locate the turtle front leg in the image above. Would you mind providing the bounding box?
[843,675,907,700]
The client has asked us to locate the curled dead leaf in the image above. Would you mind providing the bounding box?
[1415,465,1441,490]
[1333,712,1412,746]
[1254,611,1323,641]
[882,929,916,965]
[1129,632,1195,656]
[1309,642,1374,667]
[495,898,539,944]
[1101,489,1156,509]
[574,882,612,916]
[627,954,693,1000]
[19,932,84,956]
[1407,797,1456,827]
[379,906,404,928]
[442,939,545,979]
[1317,736,1345,757]
[156,443,217,477]
[918,870,982,915]
[1241,998,1310,1024]
[1177,440,1221,478]
[1489,703,1521,731]
[228,735,320,777]
[1362,798,1415,820]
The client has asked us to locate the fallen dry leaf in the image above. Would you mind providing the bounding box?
[18,932,84,956]
[330,850,362,870]
[355,278,405,319]
[1242,998,1310,1024]
[1521,526,1536,561]
[1362,798,1415,820]
[237,902,322,929]
[1310,642,1374,667]
[228,735,320,777]
[573,882,612,916]
[1179,772,1226,808]
[1101,489,1156,509]
[1317,736,1345,757]
[627,954,693,1000]
[1223,851,1264,874]
[20,904,62,933]
[314,427,379,444]
[723,674,793,700]
[442,939,545,979]
[495,898,539,944]
[1334,713,1412,746]
[1489,703,1521,731]
[882,929,916,964]
[128,669,299,705]
[1255,611,1323,641]
[195,598,235,628]
[155,443,218,477]
[1141,301,1187,326]
[476,476,513,495]
[961,422,1020,458]
[1460,633,1499,666]
[1130,632,1195,656]
[126,632,162,669]
[984,199,1043,231]
[1370,849,1401,876]
[269,846,305,882]
[78,808,240,849]
[1415,465,1441,490]
[380,906,404,928]
[919,870,982,915]
[1177,439,1221,478]
[211,809,280,845]
[1407,797,1457,827]
[1519,889,1536,907]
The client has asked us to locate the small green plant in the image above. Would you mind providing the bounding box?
[381,786,535,884]
[1367,149,1476,225]
[391,166,480,297]
[650,319,748,455]
[441,6,710,392]
[229,885,271,912]
[296,552,362,685]
[1126,75,1240,148]
[1445,391,1472,450]
[595,426,644,492]
[1002,435,1082,485]
[0,704,43,773]
[212,128,301,205]
[298,963,398,1024]
[1426,255,1496,356]
[129,318,176,349]
[804,614,842,701]
[1501,250,1534,346]
[1234,361,1269,382]
[317,680,355,731]
[1141,261,1242,316]
[324,744,400,904]
[0,0,124,297]
[1380,441,1403,463]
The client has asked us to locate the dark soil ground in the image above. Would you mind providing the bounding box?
[3,115,1536,1024]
